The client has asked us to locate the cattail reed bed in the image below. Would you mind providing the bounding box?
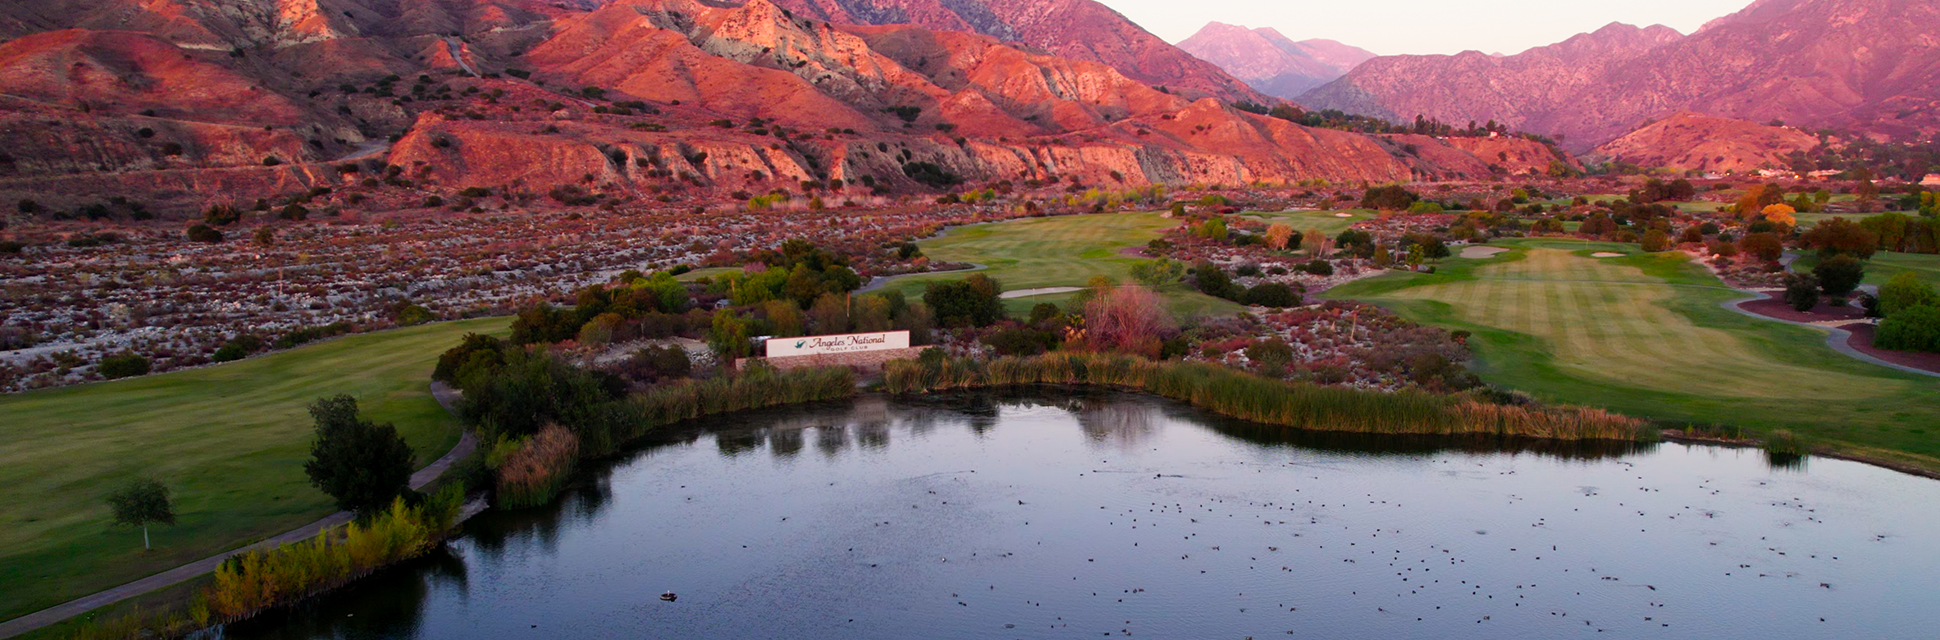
[885,353,1651,441]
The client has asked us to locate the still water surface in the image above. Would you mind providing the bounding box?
[230,391,1940,639]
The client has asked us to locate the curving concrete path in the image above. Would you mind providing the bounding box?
[0,385,476,639]
[1719,291,1940,379]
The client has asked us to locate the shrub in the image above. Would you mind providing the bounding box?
[495,425,579,509]
[304,395,416,513]
[1129,258,1184,286]
[1303,259,1334,276]
[1783,273,1820,312]
[1800,217,1877,259]
[1193,262,1241,300]
[1877,272,1938,317]
[204,204,241,226]
[98,353,151,379]
[1083,285,1174,356]
[185,223,224,243]
[1240,282,1301,308]
[204,493,460,621]
[984,326,1059,356]
[1640,229,1672,252]
[1875,304,1940,353]
[902,161,962,189]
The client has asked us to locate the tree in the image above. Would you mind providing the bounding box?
[1800,217,1878,259]
[1360,185,1419,211]
[1878,272,1939,317]
[923,275,1005,328]
[708,309,753,361]
[1760,203,1797,226]
[1812,255,1865,298]
[304,395,415,513]
[1783,273,1821,312]
[1195,216,1229,241]
[1740,232,1785,261]
[1264,224,1296,250]
[106,477,175,550]
[1640,229,1672,252]
[1129,259,1184,286]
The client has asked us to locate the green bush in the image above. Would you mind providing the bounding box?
[1878,272,1938,317]
[1812,254,1865,298]
[1874,304,1940,353]
[98,353,151,379]
[1240,282,1300,308]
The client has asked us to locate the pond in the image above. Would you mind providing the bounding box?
[227,390,1940,639]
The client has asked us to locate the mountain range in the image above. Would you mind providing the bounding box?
[1175,22,1374,100]
[1298,0,1940,151]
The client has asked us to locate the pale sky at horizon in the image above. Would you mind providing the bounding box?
[1099,0,1757,56]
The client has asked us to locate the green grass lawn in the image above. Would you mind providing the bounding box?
[0,317,509,621]
[1237,209,1373,238]
[674,266,738,282]
[1793,251,1940,288]
[886,212,1243,318]
[1329,239,1940,464]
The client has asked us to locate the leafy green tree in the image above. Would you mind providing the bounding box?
[304,395,415,513]
[923,274,1005,328]
[1812,255,1866,298]
[106,477,175,550]
[709,309,754,361]
[1783,273,1821,312]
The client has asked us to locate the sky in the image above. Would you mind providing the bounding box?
[1099,0,1756,56]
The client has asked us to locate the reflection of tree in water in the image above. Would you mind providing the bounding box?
[1182,404,1654,461]
[1075,398,1159,449]
[716,429,764,457]
[815,424,848,457]
[768,428,805,458]
[856,421,891,450]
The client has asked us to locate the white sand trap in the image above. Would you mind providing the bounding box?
[1000,286,1083,299]
[1460,246,1507,259]
[1591,252,1625,258]
[1333,213,1354,218]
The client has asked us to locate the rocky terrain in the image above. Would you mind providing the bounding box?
[1300,0,1940,150]
[1589,112,1822,173]
[1176,22,1374,99]
[0,0,1561,216]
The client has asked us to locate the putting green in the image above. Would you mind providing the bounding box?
[0,317,509,621]
[1333,239,1940,462]
[886,212,1243,318]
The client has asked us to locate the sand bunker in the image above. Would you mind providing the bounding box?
[1591,252,1625,258]
[1000,287,1083,299]
[1459,246,1508,259]
[1333,213,1354,218]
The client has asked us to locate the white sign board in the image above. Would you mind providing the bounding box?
[765,331,910,358]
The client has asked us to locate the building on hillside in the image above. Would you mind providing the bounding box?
[1921,173,1940,187]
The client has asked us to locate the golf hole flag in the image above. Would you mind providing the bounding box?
[765,330,910,358]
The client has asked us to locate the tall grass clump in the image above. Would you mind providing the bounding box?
[494,425,580,509]
[622,365,856,440]
[202,488,463,621]
[887,353,1650,441]
[1761,429,1811,456]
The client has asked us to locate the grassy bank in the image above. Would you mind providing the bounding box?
[884,352,1649,441]
[0,317,510,622]
[883,212,1243,318]
[1329,239,1940,470]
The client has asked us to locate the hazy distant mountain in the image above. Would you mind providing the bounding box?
[1176,22,1375,99]
[1589,112,1821,173]
[766,0,1272,103]
[1299,0,1940,150]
